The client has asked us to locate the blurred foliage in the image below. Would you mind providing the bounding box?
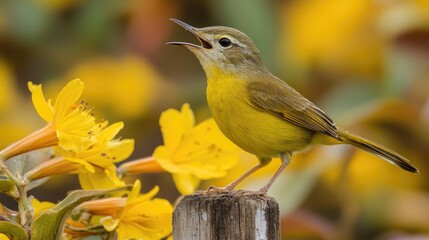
[0,0,428,239]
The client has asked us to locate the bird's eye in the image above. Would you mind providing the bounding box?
[218,37,232,48]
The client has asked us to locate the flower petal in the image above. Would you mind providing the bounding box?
[127,179,142,202]
[100,216,119,232]
[32,198,55,218]
[184,163,228,179]
[167,118,239,179]
[64,157,95,173]
[97,122,124,143]
[54,78,84,120]
[116,222,161,240]
[133,185,160,203]
[159,103,195,151]
[56,130,92,152]
[180,103,195,132]
[107,139,134,163]
[172,173,200,195]
[28,82,53,122]
[78,168,124,190]
[105,168,126,187]
[153,146,190,174]
[118,198,173,239]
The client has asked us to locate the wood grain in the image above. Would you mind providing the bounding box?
[173,191,280,240]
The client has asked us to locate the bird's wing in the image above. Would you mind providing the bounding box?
[247,77,340,139]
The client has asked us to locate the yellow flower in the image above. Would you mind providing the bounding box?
[80,180,173,240]
[29,78,99,152]
[0,79,99,160]
[120,104,240,195]
[32,198,55,218]
[0,234,9,240]
[60,121,134,190]
[26,122,134,190]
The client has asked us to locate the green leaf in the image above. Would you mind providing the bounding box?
[5,148,53,175]
[0,221,29,240]
[0,174,15,192]
[31,187,130,240]
[5,148,53,190]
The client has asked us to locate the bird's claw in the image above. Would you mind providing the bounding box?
[200,185,235,195]
[236,189,267,196]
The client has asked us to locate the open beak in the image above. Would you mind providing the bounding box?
[166,18,212,49]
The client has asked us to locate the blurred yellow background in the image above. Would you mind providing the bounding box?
[0,0,428,239]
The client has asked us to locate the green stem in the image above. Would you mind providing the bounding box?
[0,161,33,230]
[106,230,116,240]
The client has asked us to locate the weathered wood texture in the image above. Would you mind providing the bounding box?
[173,191,280,240]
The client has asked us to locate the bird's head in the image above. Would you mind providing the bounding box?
[167,18,266,75]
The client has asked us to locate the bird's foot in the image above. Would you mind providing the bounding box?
[236,189,267,196]
[202,185,235,195]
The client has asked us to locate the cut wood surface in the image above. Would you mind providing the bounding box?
[173,191,280,240]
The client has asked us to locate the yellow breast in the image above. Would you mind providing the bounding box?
[206,69,313,158]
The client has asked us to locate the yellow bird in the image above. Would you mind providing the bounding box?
[167,19,418,193]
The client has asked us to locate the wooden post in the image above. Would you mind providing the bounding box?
[173,191,280,240]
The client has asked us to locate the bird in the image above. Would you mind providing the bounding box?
[167,18,418,194]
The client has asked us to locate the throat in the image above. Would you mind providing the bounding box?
[206,73,247,116]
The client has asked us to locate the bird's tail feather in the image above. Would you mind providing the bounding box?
[338,128,418,174]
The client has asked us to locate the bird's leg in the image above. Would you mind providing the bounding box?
[224,163,265,190]
[207,162,265,193]
[259,152,291,194]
